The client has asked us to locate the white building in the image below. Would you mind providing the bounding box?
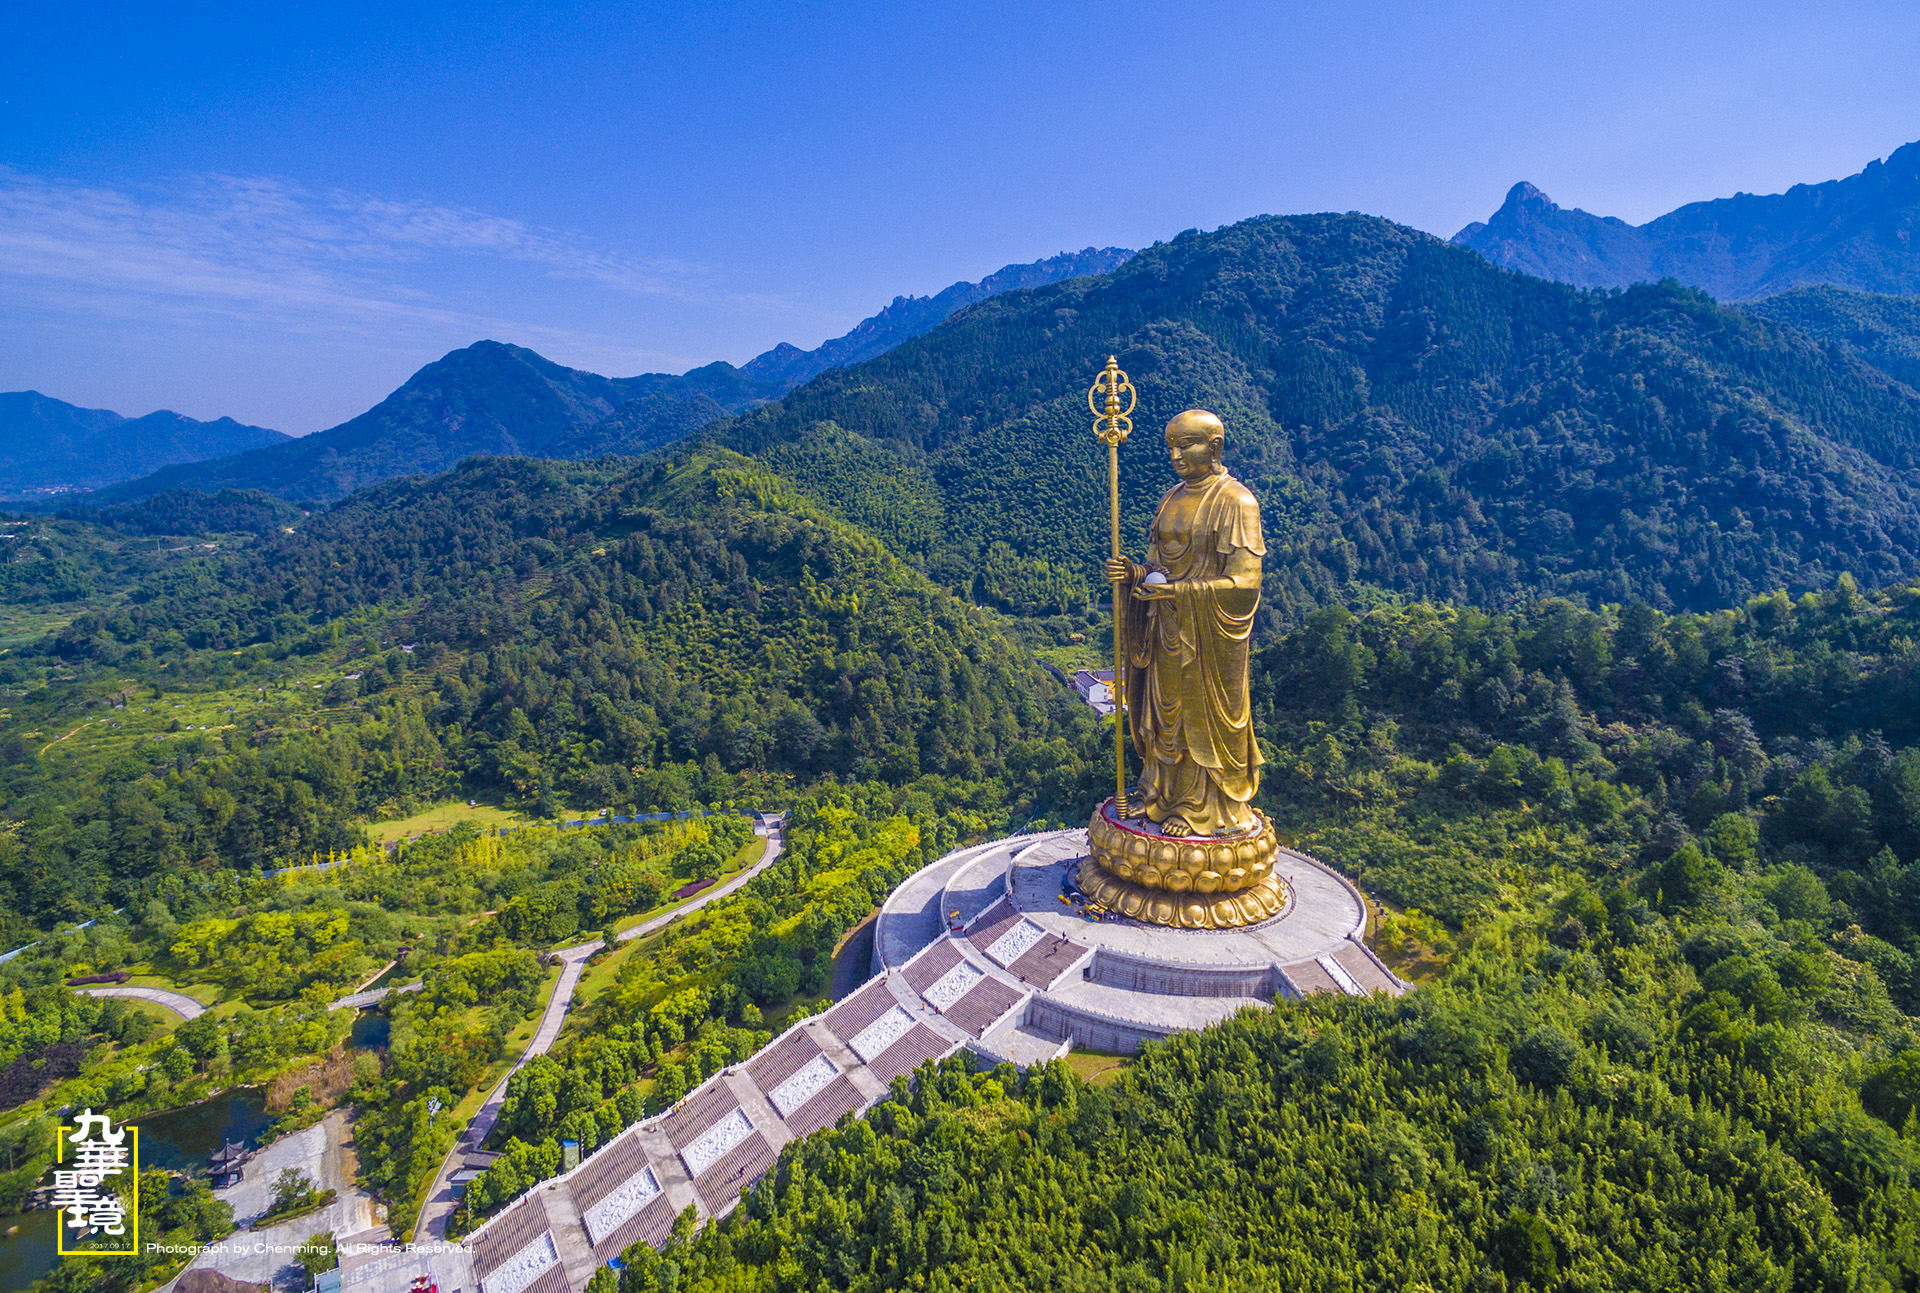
[1072,668,1116,715]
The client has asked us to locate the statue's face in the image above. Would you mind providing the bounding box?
[1166,427,1222,482]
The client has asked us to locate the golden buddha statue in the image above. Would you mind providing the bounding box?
[1082,408,1285,929]
[1106,409,1266,838]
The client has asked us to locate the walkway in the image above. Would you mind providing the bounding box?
[616,815,785,943]
[79,985,206,1020]
[330,980,423,1011]
[412,942,598,1243]
[346,825,1399,1293]
[411,815,783,1243]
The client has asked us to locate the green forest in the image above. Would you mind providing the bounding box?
[707,215,1920,623]
[597,588,1920,1292]
[5,210,1920,1292]
[0,453,1060,932]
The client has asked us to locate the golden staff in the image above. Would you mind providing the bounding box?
[1089,356,1136,816]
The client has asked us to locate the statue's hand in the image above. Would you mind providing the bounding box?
[1131,578,1175,601]
[1105,555,1138,585]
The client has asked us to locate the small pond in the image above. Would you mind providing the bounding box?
[349,1011,390,1050]
[0,1088,271,1293]
[0,1210,56,1293]
[136,1088,273,1174]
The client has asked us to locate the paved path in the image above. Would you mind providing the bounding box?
[332,818,785,1012]
[412,942,599,1243]
[408,815,784,1244]
[79,985,206,1020]
[615,815,785,943]
[875,839,1007,969]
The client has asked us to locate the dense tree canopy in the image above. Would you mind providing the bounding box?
[0,456,1057,927]
[707,214,1920,620]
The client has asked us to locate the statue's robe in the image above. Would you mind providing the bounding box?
[1121,469,1266,835]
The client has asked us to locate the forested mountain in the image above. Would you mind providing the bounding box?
[0,391,287,500]
[525,582,1920,1291]
[7,269,1920,1293]
[68,344,765,507]
[700,212,1920,618]
[1745,283,1920,391]
[0,453,1057,922]
[69,249,1132,508]
[1453,139,1920,298]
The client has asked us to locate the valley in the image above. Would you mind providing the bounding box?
[2,189,1919,1292]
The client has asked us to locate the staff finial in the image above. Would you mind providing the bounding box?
[1089,356,1135,448]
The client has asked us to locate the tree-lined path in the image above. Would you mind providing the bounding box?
[410,813,783,1242]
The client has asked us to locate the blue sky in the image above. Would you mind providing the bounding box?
[4,1,1918,434]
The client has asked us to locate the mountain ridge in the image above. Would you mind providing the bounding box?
[692,211,1920,616]
[0,391,288,500]
[739,246,1133,386]
[1453,140,1920,299]
[61,247,1134,506]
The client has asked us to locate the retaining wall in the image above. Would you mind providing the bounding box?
[1025,996,1176,1055]
[1087,947,1280,999]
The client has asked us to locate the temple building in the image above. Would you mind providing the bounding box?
[207,1140,249,1189]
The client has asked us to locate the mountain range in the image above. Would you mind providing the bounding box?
[1453,139,1920,299]
[0,392,287,501]
[47,246,1130,507]
[36,207,1920,618]
[696,213,1920,617]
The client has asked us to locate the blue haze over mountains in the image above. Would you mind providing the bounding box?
[1453,140,1920,300]
[1,246,1131,506]
[0,392,286,502]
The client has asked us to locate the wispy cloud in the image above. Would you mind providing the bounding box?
[0,167,783,351]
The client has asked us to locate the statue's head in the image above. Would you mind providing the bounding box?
[1165,409,1226,482]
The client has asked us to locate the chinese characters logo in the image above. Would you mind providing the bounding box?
[55,1109,138,1256]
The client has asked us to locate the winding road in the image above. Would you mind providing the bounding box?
[409,814,784,1243]
[616,813,785,943]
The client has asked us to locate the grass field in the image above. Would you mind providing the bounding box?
[368,800,529,844]
[0,609,74,653]
[1063,1049,1132,1085]
[124,974,223,1006]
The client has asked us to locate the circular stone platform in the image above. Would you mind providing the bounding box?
[870,827,1407,1062]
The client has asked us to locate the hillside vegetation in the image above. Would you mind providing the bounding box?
[0,454,1063,930]
[703,213,1920,621]
[10,208,1920,1293]
[1746,284,1920,392]
[604,584,1920,1292]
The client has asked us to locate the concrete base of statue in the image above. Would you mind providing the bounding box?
[1080,797,1286,929]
